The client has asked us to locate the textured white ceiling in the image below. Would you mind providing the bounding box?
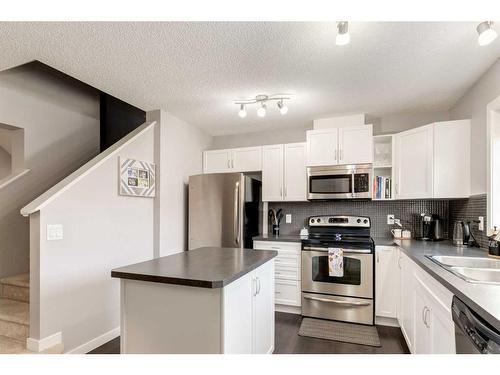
[0,22,499,136]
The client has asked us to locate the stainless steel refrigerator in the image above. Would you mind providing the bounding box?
[188,173,261,250]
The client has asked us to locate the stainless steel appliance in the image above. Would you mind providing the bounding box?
[418,213,444,241]
[301,215,375,325]
[452,220,479,247]
[307,164,372,200]
[452,296,500,354]
[188,173,261,250]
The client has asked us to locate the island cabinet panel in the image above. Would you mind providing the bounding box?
[120,279,222,354]
[252,260,275,354]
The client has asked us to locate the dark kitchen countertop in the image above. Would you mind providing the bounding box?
[253,234,303,243]
[111,247,277,289]
[394,239,500,331]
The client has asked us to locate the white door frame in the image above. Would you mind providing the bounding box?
[487,95,500,235]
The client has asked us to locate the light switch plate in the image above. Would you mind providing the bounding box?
[47,224,63,241]
[285,214,292,224]
[478,217,484,231]
[387,215,395,225]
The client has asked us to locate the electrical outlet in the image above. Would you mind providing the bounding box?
[286,214,292,224]
[387,215,395,225]
[478,216,484,231]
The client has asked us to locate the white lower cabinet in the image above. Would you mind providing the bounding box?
[223,259,275,354]
[253,241,301,310]
[390,250,455,354]
[375,246,399,319]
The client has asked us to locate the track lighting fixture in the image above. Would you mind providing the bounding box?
[336,21,350,46]
[234,94,290,118]
[238,104,247,118]
[477,21,497,46]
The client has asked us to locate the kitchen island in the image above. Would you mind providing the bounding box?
[111,247,277,354]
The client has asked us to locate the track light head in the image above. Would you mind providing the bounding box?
[277,100,288,115]
[336,21,350,46]
[257,103,267,117]
[238,104,247,118]
[477,21,497,46]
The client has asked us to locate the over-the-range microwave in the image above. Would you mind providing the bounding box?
[307,164,372,200]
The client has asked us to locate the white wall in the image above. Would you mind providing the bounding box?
[30,123,155,353]
[450,57,500,195]
[0,63,100,278]
[147,110,212,256]
[0,146,11,180]
[210,110,449,149]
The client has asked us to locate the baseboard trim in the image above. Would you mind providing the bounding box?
[276,304,301,315]
[66,327,120,354]
[27,331,62,352]
[375,316,400,327]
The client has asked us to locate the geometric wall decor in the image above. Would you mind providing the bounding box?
[119,157,156,198]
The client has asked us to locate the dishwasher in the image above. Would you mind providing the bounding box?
[452,296,500,354]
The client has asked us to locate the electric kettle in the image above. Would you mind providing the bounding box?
[453,221,479,247]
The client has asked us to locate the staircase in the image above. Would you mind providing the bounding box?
[0,273,30,354]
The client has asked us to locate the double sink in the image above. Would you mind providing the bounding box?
[427,255,500,284]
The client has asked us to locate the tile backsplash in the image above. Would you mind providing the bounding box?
[268,194,489,248]
[449,194,488,249]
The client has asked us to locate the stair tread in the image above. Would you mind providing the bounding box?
[0,273,29,288]
[0,334,27,354]
[0,298,29,325]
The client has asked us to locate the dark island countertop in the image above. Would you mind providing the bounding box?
[394,239,500,331]
[111,247,278,289]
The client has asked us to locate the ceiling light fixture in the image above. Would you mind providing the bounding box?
[234,94,291,118]
[257,103,267,118]
[277,100,288,115]
[238,104,247,118]
[477,21,498,46]
[336,21,350,46]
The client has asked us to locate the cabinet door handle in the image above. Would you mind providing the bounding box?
[227,159,231,169]
[424,307,431,328]
[231,159,234,168]
[422,306,426,325]
[257,277,261,295]
[376,253,380,263]
[284,186,287,198]
[397,256,402,269]
[340,149,343,161]
[280,187,283,198]
[334,149,338,161]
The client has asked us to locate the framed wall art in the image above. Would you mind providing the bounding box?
[119,157,156,197]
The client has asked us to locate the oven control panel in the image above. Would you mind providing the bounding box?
[308,215,370,227]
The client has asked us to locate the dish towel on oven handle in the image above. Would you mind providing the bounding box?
[328,247,344,277]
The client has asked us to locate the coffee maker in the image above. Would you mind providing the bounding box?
[419,213,444,241]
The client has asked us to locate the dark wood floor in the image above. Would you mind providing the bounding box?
[89,312,409,354]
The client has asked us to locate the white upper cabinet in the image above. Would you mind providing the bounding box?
[394,124,434,199]
[203,149,232,173]
[283,143,307,201]
[262,145,284,201]
[306,129,339,166]
[433,120,471,198]
[394,120,471,199]
[338,125,373,165]
[263,143,307,202]
[204,147,262,174]
[306,126,373,166]
[231,147,262,172]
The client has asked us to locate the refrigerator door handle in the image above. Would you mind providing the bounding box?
[234,181,240,246]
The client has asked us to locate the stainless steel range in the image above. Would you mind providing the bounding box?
[301,215,375,325]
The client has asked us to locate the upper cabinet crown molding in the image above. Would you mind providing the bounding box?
[306,125,373,167]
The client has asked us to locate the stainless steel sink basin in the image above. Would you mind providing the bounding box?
[428,255,500,269]
[426,255,500,284]
[450,267,500,284]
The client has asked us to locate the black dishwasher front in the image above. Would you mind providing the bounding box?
[452,296,500,354]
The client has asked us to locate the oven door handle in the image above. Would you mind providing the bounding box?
[302,246,372,254]
[303,295,371,306]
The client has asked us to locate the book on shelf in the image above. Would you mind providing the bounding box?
[373,176,392,199]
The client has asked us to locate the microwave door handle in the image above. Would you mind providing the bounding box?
[351,173,355,198]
